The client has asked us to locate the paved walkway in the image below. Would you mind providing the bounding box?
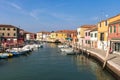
[73,45,120,77]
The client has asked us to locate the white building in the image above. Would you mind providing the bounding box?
[90,28,98,48]
[26,34,30,40]
[36,31,50,41]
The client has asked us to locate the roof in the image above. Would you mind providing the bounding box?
[97,20,107,24]
[97,14,120,24]
[56,30,77,33]
[90,27,98,32]
[108,14,120,20]
[24,31,36,34]
[37,31,50,34]
[109,19,120,25]
[80,25,96,28]
[85,26,97,31]
[0,24,18,28]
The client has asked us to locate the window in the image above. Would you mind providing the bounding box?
[3,28,5,30]
[7,33,10,36]
[100,33,104,41]
[7,28,10,30]
[105,20,108,26]
[110,26,112,33]
[85,32,87,36]
[56,34,58,36]
[114,25,116,33]
[119,24,120,33]
[2,33,4,36]
[85,40,87,44]
[91,33,93,37]
[13,28,16,31]
[88,40,90,44]
[100,22,101,27]
[14,33,16,36]
[95,33,97,37]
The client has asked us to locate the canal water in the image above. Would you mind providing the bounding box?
[0,43,116,80]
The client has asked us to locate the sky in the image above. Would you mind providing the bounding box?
[0,0,120,33]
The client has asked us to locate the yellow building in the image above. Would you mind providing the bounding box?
[97,14,120,51]
[49,32,57,42]
[56,30,77,43]
[56,32,67,42]
[49,30,76,43]
[49,31,68,43]
[97,20,108,50]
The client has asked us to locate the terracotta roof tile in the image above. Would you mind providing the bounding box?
[37,31,50,34]
[80,25,96,28]
[56,30,77,33]
[90,27,98,32]
[0,24,17,28]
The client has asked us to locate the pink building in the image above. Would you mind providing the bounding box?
[84,29,91,47]
[84,27,97,47]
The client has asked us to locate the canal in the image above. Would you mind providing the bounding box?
[0,43,116,80]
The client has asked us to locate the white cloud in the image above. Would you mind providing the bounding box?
[9,2,22,10]
[29,9,43,20]
[29,12,39,20]
[105,14,109,18]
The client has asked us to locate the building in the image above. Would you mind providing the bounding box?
[108,14,120,54]
[90,27,98,48]
[0,24,20,47]
[97,20,108,51]
[49,31,58,42]
[24,31,36,40]
[36,31,50,41]
[70,30,77,45]
[56,30,77,43]
[55,31,67,43]
[84,27,96,47]
[77,25,96,46]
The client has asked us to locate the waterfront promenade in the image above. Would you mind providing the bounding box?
[74,45,120,78]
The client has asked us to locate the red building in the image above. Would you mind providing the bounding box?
[108,20,120,53]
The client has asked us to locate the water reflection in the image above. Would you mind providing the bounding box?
[49,43,58,48]
[72,55,115,80]
[72,55,90,71]
[0,43,116,80]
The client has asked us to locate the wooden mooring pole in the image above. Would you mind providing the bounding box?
[103,46,109,69]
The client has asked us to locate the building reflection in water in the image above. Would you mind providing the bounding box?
[72,55,115,80]
[49,43,58,48]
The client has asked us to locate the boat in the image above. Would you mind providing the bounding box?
[0,53,9,59]
[58,44,69,48]
[60,48,76,55]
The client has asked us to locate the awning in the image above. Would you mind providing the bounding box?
[65,37,72,41]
